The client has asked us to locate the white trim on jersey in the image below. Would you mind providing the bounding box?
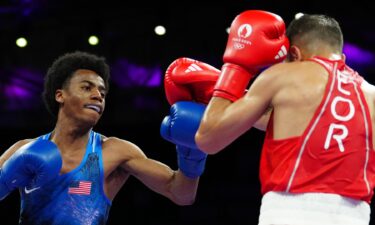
[286,62,338,192]
[353,80,371,195]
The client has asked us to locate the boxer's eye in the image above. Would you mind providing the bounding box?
[82,86,91,91]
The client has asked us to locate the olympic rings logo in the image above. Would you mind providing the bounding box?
[234,42,245,49]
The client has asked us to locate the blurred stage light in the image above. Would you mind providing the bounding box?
[88,35,99,45]
[154,25,166,36]
[1,68,44,110]
[16,37,28,48]
[295,13,304,19]
[111,58,162,88]
[344,42,375,66]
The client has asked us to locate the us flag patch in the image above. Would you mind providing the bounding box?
[68,181,92,195]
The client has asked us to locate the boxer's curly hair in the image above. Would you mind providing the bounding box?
[42,51,110,117]
[286,14,343,53]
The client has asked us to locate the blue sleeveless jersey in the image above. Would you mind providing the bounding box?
[19,131,112,225]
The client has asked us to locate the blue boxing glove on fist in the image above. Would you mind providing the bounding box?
[176,145,207,179]
[0,139,62,200]
[160,101,207,178]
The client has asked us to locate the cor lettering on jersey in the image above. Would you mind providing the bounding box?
[260,57,375,202]
[324,71,355,152]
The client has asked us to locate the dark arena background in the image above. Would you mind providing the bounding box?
[1,0,375,224]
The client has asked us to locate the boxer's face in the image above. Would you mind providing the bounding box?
[56,69,106,126]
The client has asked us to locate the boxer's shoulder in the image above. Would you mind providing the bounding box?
[261,60,327,86]
[102,137,145,161]
[11,139,35,150]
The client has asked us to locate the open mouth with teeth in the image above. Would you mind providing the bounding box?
[84,104,102,114]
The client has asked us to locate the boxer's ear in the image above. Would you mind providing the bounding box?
[288,45,302,62]
[55,89,64,104]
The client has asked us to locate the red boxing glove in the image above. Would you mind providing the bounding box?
[213,10,290,101]
[164,58,220,105]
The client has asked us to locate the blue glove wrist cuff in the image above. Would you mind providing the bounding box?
[177,145,207,178]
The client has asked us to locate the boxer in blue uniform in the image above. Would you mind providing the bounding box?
[19,132,110,224]
[0,51,206,225]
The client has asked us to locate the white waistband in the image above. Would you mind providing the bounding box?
[258,191,370,225]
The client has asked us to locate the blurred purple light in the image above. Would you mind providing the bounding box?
[1,68,44,110]
[19,0,43,17]
[14,68,44,84]
[111,59,162,88]
[147,69,162,86]
[343,43,375,66]
[5,84,31,98]
[20,0,33,3]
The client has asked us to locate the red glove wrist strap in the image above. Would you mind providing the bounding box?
[213,63,255,102]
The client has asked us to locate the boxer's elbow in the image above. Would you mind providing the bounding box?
[195,131,222,154]
[174,196,196,206]
[170,192,196,206]
[195,118,226,154]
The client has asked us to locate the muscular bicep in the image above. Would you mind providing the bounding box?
[117,140,175,196]
[253,106,273,131]
[116,139,198,205]
[196,69,280,153]
[125,157,175,191]
[229,77,275,131]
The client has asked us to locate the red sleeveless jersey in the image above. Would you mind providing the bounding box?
[260,57,375,202]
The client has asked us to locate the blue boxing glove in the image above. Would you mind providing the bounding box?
[160,101,207,178]
[0,139,62,200]
[176,145,207,178]
[161,101,206,149]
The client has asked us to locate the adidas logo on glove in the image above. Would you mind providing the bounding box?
[274,45,287,60]
[185,64,203,73]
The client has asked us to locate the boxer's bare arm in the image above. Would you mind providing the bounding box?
[360,80,375,148]
[0,139,33,167]
[253,106,273,131]
[196,66,281,153]
[106,137,198,205]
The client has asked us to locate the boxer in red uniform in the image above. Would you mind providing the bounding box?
[195,14,375,225]
[160,9,290,223]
